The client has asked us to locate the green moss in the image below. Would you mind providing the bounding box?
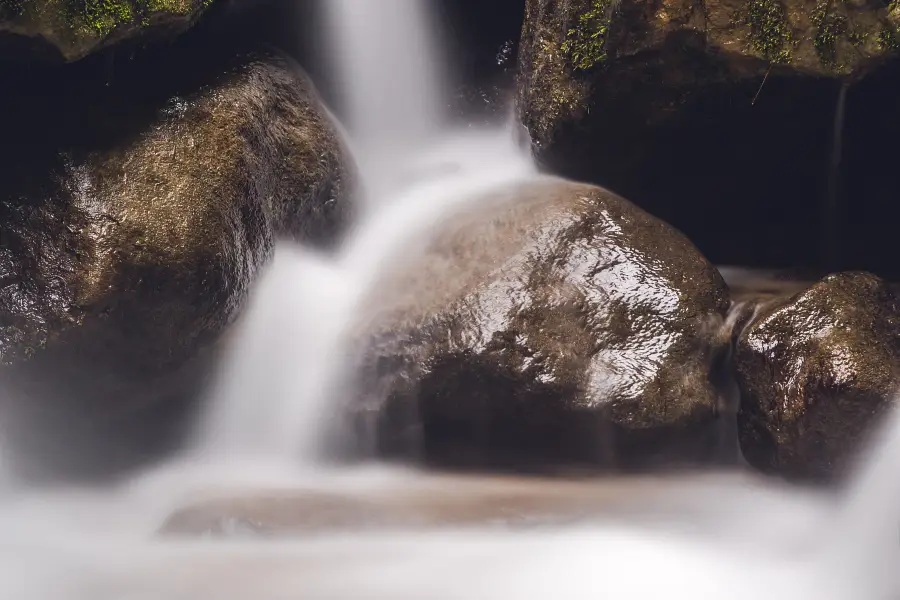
[877,26,899,50]
[0,0,26,17]
[539,37,585,120]
[733,0,794,63]
[847,29,868,47]
[810,0,847,68]
[74,0,210,35]
[77,0,135,35]
[561,0,615,71]
[2,0,213,38]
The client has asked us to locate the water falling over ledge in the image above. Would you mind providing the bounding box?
[0,1,899,599]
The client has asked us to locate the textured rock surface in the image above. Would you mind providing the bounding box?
[735,271,900,480]
[519,0,898,147]
[516,0,900,270]
[0,50,354,477]
[0,0,215,62]
[345,178,731,472]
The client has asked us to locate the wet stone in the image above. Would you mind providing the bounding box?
[735,271,900,481]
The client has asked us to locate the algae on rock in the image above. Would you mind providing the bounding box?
[0,0,216,61]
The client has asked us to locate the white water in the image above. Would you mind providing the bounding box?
[323,0,448,201]
[0,0,899,598]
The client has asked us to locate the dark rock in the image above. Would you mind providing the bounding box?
[735,271,900,481]
[345,178,731,473]
[516,0,899,271]
[0,0,215,62]
[0,50,354,479]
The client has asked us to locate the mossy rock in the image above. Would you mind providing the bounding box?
[735,272,900,481]
[0,0,215,61]
[516,0,899,271]
[519,0,898,146]
[342,178,732,473]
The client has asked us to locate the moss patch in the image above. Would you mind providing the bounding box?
[2,0,214,40]
[810,0,847,68]
[0,0,26,17]
[877,25,899,50]
[538,36,588,124]
[562,0,615,71]
[733,0,794,63]
[71,0,211,36]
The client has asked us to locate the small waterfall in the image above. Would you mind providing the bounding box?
[191,0,535,466]
[323,0,448,202]
[822,81,849,271]
[3,3,900,599]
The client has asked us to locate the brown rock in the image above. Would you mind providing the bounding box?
[516,0,900,269]
[343,178,731,473]
[0,50,354,478]
[735,271,900,480]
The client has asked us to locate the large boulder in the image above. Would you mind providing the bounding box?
[0,49,354,478]
[0,0,216,62]
[516,0,900,270]
[735,271,900,481]
[344,178,732,473]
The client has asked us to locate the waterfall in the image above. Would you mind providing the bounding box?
[822,81,849,271]
[0,3,899,600]
[323,0,449,202]
[191,0,534,466]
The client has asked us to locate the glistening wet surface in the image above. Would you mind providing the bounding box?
[158,469,834,553]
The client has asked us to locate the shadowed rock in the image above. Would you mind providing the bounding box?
[735,271,900,481]
[0,50,354,479]
[343,178,731,473]
[516,0,900,269]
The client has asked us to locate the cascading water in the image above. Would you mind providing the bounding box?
[192,0,535,466]
[0,0,899,598]
[322,0,449,202]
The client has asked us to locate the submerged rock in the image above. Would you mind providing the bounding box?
[516,0,900,269]
[735,272,900,480]
[0,0,215,62]
[0,50,354,478]
[346,178,731,472]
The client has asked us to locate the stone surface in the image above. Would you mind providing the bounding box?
[0,49,354,478]
[0,0,215,62]
[516,0,900,270]
[343,178,731,472]
[158,470,826,543]
[735,271,900,480]
[519,0,898,147]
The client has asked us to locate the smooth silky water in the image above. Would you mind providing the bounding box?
[1,1,899,598]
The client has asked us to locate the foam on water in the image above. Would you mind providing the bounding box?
[0,0,899,598]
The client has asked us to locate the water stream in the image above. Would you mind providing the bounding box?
[0,1,898,598]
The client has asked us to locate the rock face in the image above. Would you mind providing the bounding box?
[735,272,900,480]
[346,178,731,472]
[0,0,215,62]
[0,50,354,477]
[517,0,900,270]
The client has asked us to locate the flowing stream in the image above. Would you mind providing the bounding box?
[0,1,898,598]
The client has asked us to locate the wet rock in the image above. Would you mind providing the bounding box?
[516,0,900,269]
[346,178,731,472]
[159,472,786,538]
[735,272,900,480]
[0,0,215,62]
[0,50,354,478]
